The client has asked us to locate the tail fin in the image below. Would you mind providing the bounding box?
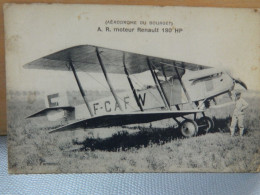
[45,92,69,108]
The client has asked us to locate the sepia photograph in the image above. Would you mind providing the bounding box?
[4,4,260,173]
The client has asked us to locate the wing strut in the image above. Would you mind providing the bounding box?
[160,64,168,81]
[173,62,193,106]
[123,52,143,111]
[96,47,123,111]
[69,60,94,117]
[147,57,171,110]
[161,63,180,110]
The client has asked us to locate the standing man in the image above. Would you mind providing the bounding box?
[230,91,248,137]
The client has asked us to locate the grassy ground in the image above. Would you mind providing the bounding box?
[7,91,260,173]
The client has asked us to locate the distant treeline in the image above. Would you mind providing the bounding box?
[7,89,126,104]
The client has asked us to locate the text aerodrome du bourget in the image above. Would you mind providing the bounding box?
[97,20,183,34]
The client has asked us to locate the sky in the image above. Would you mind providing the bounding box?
[4,4,260,92]
[12,69,155,92]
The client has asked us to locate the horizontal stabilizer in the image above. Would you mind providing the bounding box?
[50,110,203,133]
[26,106,75,118]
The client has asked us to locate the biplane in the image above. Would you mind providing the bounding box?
[24,45,247,137]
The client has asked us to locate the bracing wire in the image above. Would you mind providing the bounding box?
[85,53,142,110]
[159,62,186,70]
[99,52,163,106]
[84,71,137,110]
[131,74,162,105]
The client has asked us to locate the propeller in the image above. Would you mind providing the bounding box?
[233,78,248,90]
[225,71,248,90]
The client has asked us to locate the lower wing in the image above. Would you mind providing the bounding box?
[50,110,203,133]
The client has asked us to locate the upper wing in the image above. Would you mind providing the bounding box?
[49,110,203,133]
[24,45,210,75]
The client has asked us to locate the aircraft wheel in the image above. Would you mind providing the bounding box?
[196,116,214,133]
[180,119,198,138]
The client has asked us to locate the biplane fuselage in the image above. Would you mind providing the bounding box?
[24,45,246,137]
[44,68,233,120]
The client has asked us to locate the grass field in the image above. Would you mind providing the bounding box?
[7,90,260,173]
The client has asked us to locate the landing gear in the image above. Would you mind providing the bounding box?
[174,114,214,138]
[196,116,214,133]
[180,119,198,138]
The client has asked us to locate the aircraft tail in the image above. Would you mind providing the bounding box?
[26,92,75,121]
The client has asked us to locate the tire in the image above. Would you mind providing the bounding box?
[180,119,198,138]
[196,116,214,133]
